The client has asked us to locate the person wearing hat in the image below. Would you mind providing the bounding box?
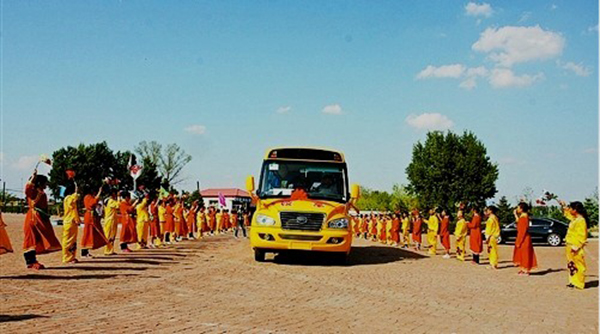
[23,169,62,269]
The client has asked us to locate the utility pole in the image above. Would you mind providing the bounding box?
[196,181,200,193]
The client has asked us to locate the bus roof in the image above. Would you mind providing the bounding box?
[263,147,346,163]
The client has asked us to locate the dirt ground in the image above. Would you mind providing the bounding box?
[0,213,598,333]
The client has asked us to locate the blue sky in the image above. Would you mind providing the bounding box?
[1,1,598,203]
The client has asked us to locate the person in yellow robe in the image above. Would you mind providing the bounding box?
[135,194,150,250]
[103,189,121,255]
[158,199,167,244]
[424,208,439,256]
[401,212,410,248]
[216,209,224,234]
[484,206,500,269]
[454,211,468,261]
[560,200,588,290]
[386,214,394,245]
[61,183,81,263]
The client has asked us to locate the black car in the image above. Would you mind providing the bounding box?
[499,217,568,247]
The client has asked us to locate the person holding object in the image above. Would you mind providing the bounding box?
[559,200,588,290]
[81,185,108,257]
[512,202,537,276]
[103,189,121,255]
[23,169,61,269]
[119,191,138,252]
[484,205,500,269]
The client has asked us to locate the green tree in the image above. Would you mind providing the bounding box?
[135,141,192,185]
[497,196,514,226]
[49,142,162,198]
[584,189,598,227]
[406,131,499,210]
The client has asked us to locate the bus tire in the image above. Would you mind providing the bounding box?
[254,249,266,262]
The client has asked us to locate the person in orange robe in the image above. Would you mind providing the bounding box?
[439,209,451,258]
[0,210,14,255]
[467,206,483,264]
[223,209,231,232]
[369,214,378,241]
[186,200,198,240]
[149,197,162,248]
[119,191,138,252]
[390,213,400,246]
[81,186,108,258]
[164,199,175,244]
[22,170,62,269]
[173,198,185,241]
[207,207,216,235]
[512,202,537,275]
[412,210,423,251]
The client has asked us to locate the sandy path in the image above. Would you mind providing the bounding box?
[0,213,598,333]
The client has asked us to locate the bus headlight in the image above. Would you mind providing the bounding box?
[328,218,349,229]
[256,214,276,226]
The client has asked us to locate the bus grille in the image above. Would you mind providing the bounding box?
[280,212,324,231]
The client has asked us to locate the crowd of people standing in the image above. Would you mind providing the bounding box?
[352,200,590,289]
[0,167,591,291]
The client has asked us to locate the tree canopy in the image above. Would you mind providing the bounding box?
[406,131,498,210]
[135,141,192,185]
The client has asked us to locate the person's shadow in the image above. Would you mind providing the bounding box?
[271,246,427,267]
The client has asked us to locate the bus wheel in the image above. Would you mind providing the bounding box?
[254,249,266,262]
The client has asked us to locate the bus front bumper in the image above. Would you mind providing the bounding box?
[250,226,352,254]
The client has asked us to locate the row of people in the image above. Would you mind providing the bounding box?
[352,201,589,289]
[11,169,251,269]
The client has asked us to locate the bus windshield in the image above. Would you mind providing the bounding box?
[258,160,348,203]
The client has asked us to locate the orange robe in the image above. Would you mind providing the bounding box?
[439,216,450,251]
[208,211,216,231]
[119,201,138,244]
[231,213,239,228]
[165,204,175,233]
[370,218,378,236]
[23,183,61,254]
[379,220,387,241]
[0,212,14,254]
[186,207,197,234]
[360,218,368,234]
[223,212,230,229]
[243,214,250,227]
[412,218,422,244]
[390,218,400,243]
[513,214,538,270]
[149,203,161,238]
[467,213,483,254]
[80,195,109,250]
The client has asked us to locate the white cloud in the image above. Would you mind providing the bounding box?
[465,2,493,18]
[276,106,291,114]
[559,61,592,77]
[551,4,558,10]
[184,125,207,135]
[488,68,544,88]
[322,104,343,115]
[472,25,565,67]
[584,147,598,154]
[588,25,598,33]
[416,64,466,79]
[12,155,38,171]
[518,12,532,23]
[405,113,454,131]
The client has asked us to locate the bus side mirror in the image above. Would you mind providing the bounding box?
[350,184,360,200]
[246,176,255,193]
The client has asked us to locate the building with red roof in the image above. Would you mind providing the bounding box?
[200,188,252,211]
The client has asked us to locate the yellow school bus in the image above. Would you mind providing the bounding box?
[246,147,360,264]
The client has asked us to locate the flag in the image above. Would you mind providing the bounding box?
[66,170,76,180]
[218,192,226,207]
[127,154,143,180]
[39,154,52,166]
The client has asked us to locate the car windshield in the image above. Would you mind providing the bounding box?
[258,160,348,203]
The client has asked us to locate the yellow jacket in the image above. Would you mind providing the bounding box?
[565,210,587,249]
[63,193,80,224]
[158,205,166,222]
[454,218,467,240]
[104,198,120,224]
[401,218,410,232]
[485,215,500,239]
[425,215,439,233]
[136,198,149,222]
